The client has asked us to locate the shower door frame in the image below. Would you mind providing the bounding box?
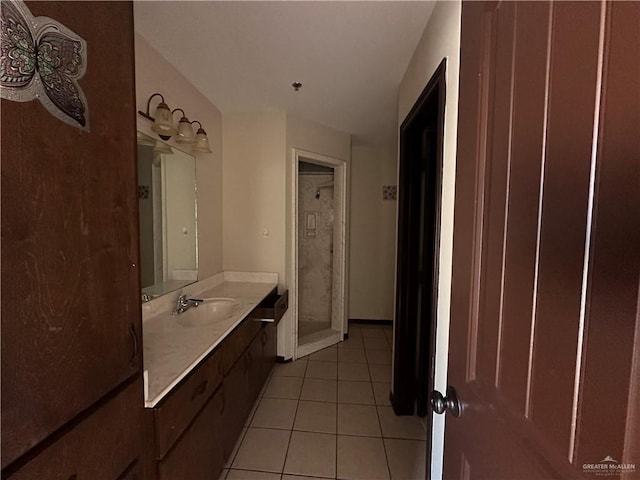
[290,148,349,359]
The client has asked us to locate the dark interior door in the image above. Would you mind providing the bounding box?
[393,61,445,417]
[442,1,640,478]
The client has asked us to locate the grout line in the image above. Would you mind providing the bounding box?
[374,401,393,479]
[281,388,301,476]
[335,378,339,480]
[280,420,300,477]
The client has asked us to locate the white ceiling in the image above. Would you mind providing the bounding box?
[134,1,435,146]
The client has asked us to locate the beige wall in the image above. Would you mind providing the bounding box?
[286,115,352,163]
[222,110,287,279]
[222,111,350,359]
[348,142,397,320]
[397,2,461,479]
[134,33,223,279]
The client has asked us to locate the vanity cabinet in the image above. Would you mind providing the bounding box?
[222,348,253,459]
[262,323,278,379]
[0,1,143,475]
[145,288,287,479]
[253,289,287,376]
[248,332,267,400]
[153,349,224,459]
[158,389,224,480]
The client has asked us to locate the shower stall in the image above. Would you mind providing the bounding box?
[294,155,346,357]
[298,161,334,340]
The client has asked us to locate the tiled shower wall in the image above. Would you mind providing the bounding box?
[298,173,334,326]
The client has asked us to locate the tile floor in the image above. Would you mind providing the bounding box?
[220,323,427,480]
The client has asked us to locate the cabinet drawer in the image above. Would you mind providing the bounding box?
[251,290,288,324]
[5,380,142,480]
[262,324,277,379]
[153,350,223,460]
[222,351,251,460]
[222,318,262,375]
[158,389,223,480]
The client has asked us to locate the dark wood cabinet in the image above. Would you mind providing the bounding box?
[153,349,223,459]
[221,349,252,460]
[222,314,262,375]
[5,380,143,480]
[248,332,266,400]
[262,324,278,381]
[158,389,224,480]
[146,288,288,478]
[0,0,142,474]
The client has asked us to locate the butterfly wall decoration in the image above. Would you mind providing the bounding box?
[0,0,89,131]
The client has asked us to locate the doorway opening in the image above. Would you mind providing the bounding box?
[393,59,446,418]
[291,150,347,359]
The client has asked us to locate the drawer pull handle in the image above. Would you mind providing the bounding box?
[191,380,208,401]
[129,324,138,365]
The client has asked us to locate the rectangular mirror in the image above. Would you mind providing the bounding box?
[137,131,198,299]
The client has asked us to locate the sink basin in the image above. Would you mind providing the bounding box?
[176,298,241,327]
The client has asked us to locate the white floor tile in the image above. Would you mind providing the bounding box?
[337,435,390,480]
[294,400,337,434]
[284,431,337,478]
[337,404,381,437]
[232,427,291,473]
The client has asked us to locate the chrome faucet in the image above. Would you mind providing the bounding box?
[174,294,204,315]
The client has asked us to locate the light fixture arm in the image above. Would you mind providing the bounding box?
[137,92,211,153]
[138,92,166,122]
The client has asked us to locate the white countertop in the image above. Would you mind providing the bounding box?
[142,273,277,408]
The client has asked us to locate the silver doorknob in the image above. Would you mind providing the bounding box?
[430,386,461,417]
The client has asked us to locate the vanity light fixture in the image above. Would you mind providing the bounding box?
[190,121,212,154]
[138,93,177,140]
[138,92,213,154]
[172,108,196,144]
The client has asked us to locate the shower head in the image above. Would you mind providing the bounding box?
[315,182,334,199]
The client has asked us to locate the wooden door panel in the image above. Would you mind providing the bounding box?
[573,1,640,467]
[528,1,602,455]
[475,0,515,384]
[497,1,550,414]
[0,1,140,468]
[445,1,639,478]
